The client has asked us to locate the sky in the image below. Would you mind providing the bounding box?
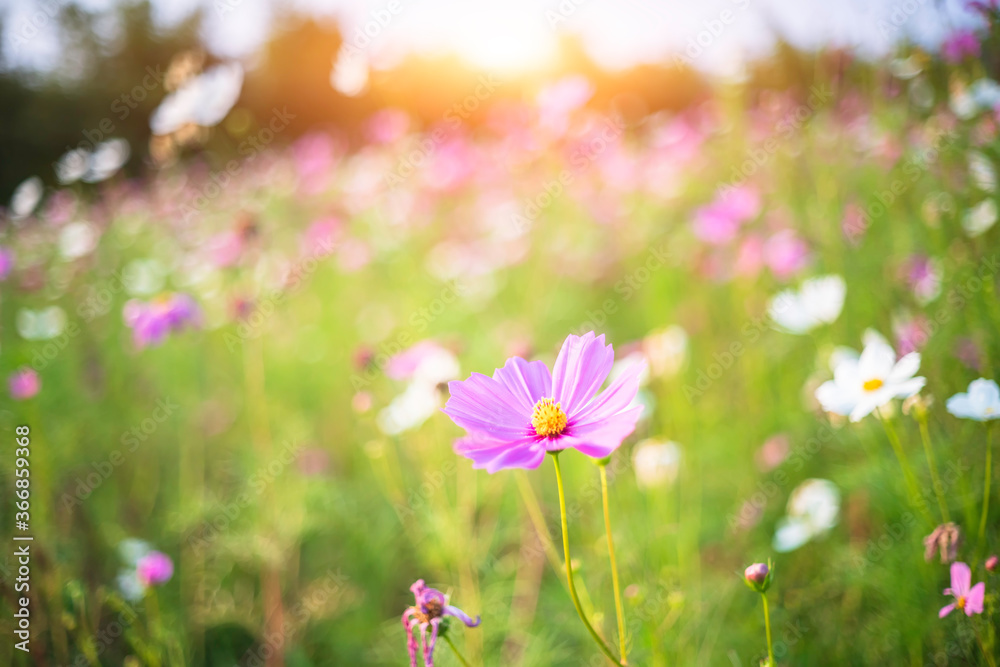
[0,0,985,77]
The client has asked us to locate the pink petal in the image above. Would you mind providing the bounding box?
[950,561,972,597]
[573,358,646,423]
[939,603,956,618]
[492,358,552,412]
[551,332,615,414]
[444,373,531,439]
[965,582,985,615]
[561,406,644,459]
[453,433,545,473]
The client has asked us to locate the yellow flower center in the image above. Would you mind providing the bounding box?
[957,596,966,610]
[863,378,884,392]
[531,398,567,437]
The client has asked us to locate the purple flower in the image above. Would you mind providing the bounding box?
[444,332,645,473]
[402,580,480,667]
[136,551,173,586]
[942,30,981,64]
[9,368,40,400]
[124,293,201,349]
[940,562,985,617]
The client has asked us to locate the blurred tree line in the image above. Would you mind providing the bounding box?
[0,0,866,201]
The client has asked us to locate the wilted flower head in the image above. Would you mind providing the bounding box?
[445,332,645,473]
[124,293,201,349]
[9,368,40,400]
[939,562,985,618]
[924,523,962,564]
[402,580,480,667]
[815,330,925,422]
[946,378,1000,421]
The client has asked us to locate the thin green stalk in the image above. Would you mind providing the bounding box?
[443,634,471,667]
[599,463,628,664]
[978,426,994,550]
[878,410,934,526]
[761,594,774,667]
[916,412,950,522]
[973,620,997,667]
[551,454,624,667]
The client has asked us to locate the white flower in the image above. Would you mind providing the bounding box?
[768,275,846,334]
[632,439,681,489]
[150,62,243,135]
[963,200,998,237]
[947,379,1000,421]
[815,330,925,422]
[330,48,368,97]
[9,176,43,219]
[772,478,840,553]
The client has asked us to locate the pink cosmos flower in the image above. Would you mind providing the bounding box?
[136,551,173,586]
[124,293,201,349]
[402,580,480,667]
[939,561,985,618]
[444,332,645,473]
[9,368,40,400]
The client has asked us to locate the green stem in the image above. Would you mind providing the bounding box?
[551,454,624,667]
[916,412,950,523]
[761,594,774,667]
[978,426,994,550]
[974,620,997,667]
[878,410,934,526]
[599,463,628,664]
[443,634,471,667]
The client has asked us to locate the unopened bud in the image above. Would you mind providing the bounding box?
[987,555,998,572]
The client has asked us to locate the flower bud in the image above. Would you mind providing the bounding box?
[987,555,998,572]
[745,563,768,584]
[743,561,773,593]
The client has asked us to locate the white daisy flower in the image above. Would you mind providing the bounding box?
[773,478,840,553]
[768,275,846,335]
[947,379,1000,421]
[815,330,925,422]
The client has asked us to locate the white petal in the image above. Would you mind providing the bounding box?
[887,352,921,383]
[773,517,814,552]
[947,393,978,420]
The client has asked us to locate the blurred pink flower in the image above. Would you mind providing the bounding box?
[0,246,13,280]
[842,202,868,244]
[734,235,765,277]
[942,30,981,64]
[302,217,341,257]
[905,255,942,304]
[693,186,761,245]
[954,337,983,372]
[124,294,201,349]
[207,231,244,268]
[764,230,810,279]
[756,434,790,472]
[894,314,931,355]
[537,75,594,135]
[9,368,40,400]
[366,108,410,144]
[136,551,173,586]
